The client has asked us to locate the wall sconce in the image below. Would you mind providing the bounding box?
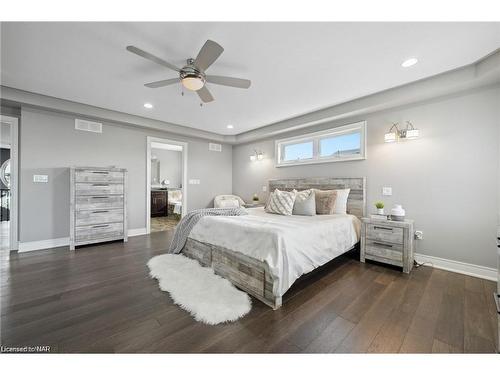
[384,121,420,143]
[250,149,264,161]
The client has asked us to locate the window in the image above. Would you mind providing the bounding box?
[282,141,313,162]
[276,121,366,167]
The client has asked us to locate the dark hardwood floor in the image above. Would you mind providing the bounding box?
[1,231,498,353]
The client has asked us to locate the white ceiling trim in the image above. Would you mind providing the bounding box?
[1,49,499,145]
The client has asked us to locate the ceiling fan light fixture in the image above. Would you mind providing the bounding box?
[181,76,205,91]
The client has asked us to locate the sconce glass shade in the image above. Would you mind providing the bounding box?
[405,128,419,139]
[249,154,257,162]
[384,132,397,143]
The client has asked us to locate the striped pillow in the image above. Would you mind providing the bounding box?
[265,189,296,216]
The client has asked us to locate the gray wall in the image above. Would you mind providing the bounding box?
[19,107,232,242]
[232,86,500,268]
[151,148,182,188]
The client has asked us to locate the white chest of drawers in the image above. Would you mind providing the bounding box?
[70,167,128,250]
[360,217,414,273]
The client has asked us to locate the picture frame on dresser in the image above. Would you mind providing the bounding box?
[70,166,128,250]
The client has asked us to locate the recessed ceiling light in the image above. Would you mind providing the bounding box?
[401,58,418,68]
[227,124,234,129]
[144,103,153,109]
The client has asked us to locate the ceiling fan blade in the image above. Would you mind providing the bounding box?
[206,75,251,89]
[194,40,224,71]
[197,86,214,103]
[126,45,180,72]
[144,78,179,88]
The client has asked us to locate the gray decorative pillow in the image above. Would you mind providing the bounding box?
[314,189,338,215]
[292,189,316,216]
[265,189,296,216]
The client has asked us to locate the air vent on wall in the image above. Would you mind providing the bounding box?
[75,119,103,133]
[208,143,222,152]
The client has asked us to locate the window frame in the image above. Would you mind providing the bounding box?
[275,121,367,167]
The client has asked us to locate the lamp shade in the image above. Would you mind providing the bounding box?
[406,128,419,139]
[384,132,397,143]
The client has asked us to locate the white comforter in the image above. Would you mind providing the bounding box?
[188,207,361,297]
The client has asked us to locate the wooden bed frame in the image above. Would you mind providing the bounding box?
[183,177,366,309]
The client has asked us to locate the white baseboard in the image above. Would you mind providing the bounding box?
[128,227,148,237]
[18,237,70,252]
[18,227,148,252]
[415,253,497,281]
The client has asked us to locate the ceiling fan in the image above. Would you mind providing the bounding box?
[126,40,251,103]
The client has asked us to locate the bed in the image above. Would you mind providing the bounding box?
[182,177,366,309]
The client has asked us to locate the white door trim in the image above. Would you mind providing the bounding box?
[1,115,19,251]
[146,136,188,234]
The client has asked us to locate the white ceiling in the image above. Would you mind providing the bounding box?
[1,22,499,135]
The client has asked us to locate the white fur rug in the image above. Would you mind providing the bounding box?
[147,254,252,325]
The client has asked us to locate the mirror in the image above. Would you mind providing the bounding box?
[0,159,10,188]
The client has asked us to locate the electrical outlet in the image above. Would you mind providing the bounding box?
[382,187,392,196]
[415,230,423,240]
[33,174,49,183]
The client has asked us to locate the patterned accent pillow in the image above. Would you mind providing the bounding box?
[314,189,338,215]
[265,189,296,216]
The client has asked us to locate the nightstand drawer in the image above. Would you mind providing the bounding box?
[366,223,404,244]
[365,240,403,262]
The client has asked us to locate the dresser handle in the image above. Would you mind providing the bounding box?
[373,241,393,248]
[374,226,393,231]
[92,224,110,228]
[92,210,109,213]
[91,171,109,174]
[90,196,109,199]
[92,183,109,187]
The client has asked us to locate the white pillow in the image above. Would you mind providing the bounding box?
[218,198,240,208]
[265,189,296,216]
[333,188,350,214]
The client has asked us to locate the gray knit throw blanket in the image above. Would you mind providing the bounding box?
[168,207,248,254]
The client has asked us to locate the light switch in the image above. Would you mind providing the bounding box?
[382,187,392,196]
[189,179,200,185]
[33,174,49,183]
[262,186,267,192]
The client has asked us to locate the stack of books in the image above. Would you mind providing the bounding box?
[370,214,389,220]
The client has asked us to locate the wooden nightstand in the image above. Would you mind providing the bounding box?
[360,217,415,273]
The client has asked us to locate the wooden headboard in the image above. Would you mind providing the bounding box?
[268,177,366,218]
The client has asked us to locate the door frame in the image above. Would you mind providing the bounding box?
[146,136,188,234]
[1,115,19,251]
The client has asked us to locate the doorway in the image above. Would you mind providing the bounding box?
[146,137,187,233]
[0,115,18,252]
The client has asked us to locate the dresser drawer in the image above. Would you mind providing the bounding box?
[75,195,124,210]
[366,223,404,244]
[75,170,124,183]
[75,209,124,226]
[365,239,403,262]
[75,223,124,242]
[75,183,124,196]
